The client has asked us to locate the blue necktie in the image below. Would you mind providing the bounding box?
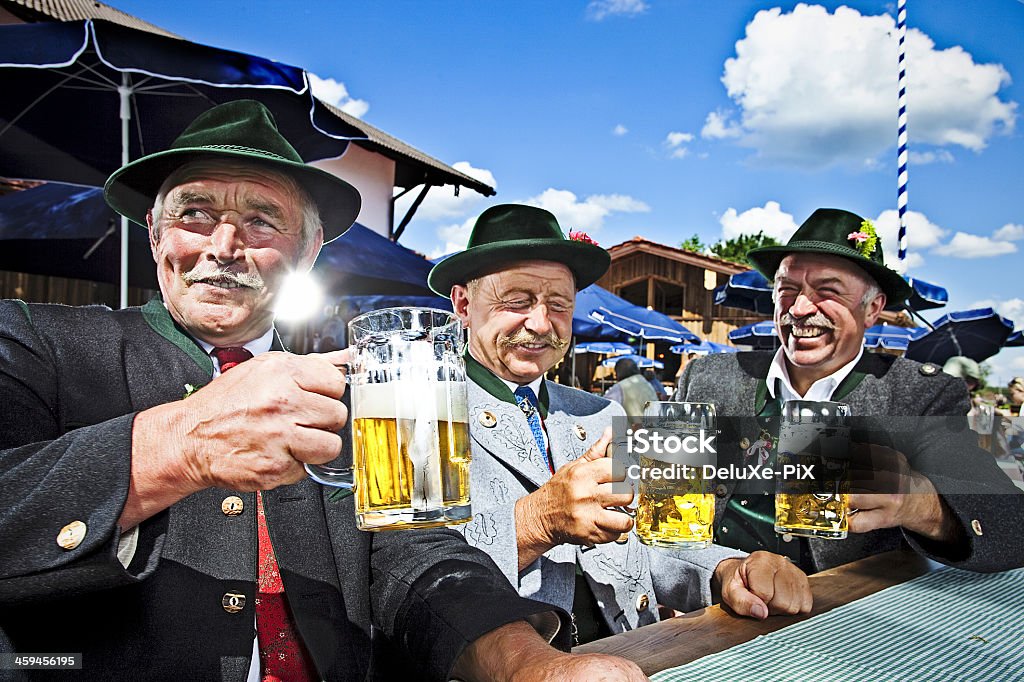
[514,386,550,470]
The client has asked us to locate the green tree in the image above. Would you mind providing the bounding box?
[710,231,781,265]
[679,233,706,252]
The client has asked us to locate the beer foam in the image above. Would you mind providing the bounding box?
[353,381,469,422]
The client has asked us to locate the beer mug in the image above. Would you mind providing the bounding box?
[305,307,472,531]
[774,400,851,539]
[634,401,717,549]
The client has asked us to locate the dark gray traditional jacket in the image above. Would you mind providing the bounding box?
[0,300,562,681]
[674,351,1024,573]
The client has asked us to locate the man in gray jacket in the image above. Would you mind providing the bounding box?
[0,102,641,681]
[675,207,1024,574]
[428,204,811,647]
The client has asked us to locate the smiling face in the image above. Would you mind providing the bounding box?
[451,260,575,384]
[147,159,323,346]
[773,253,886,392]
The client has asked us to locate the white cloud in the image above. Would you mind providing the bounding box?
[934,232,1017,258]
[396,161,497,222]
[709,4,1017,167]
[994,223,1024,241]
[431,216,478,259]
[612,124,629,136]
[719,201,798,242]
[701,110,741,139]
[665,131,694,159]
[909,149,954,165]
[525,188,649,233]
[308,73,369,118]
[586,0,648,21]
[969,298,1024,325]
[873,209,948,256]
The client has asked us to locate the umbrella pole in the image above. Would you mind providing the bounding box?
[119,74,131,309]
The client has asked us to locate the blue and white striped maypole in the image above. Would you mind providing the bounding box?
[896,0,909,266]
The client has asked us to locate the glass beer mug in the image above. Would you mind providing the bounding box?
[774,400,851,539]
[634,401,717,549]
[305,307,472,531]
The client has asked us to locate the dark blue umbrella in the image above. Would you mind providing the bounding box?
[1006,330,1024,348]
[577,285,700,343]
[315,223,435,296]
[713,269,948,313]
[670,341,738,354]
[728,320,779,350]
[0,19,362,306]
[863,324,918,352]
[573,285,645,341]
[905,308,1014,364]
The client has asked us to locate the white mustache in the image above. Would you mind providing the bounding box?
[182,265,264,290]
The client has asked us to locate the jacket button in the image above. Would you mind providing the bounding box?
[573,424,587,441]
[635,593,649,613]
[221,496,244,516]
[56,520,87,550]
[971,519,983,536]
[478,411,497,428]
[715,484,728,498]
[739,437,751,450]
[781,533,794,543]
[222,592,246,613]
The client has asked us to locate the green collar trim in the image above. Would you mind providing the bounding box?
[141,299,213,375]
[465,352,549,418]
[755,366,868,414]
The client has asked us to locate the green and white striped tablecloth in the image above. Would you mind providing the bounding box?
[652,567,1024,682]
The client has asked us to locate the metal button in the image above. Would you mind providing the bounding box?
[573,424,587,441]
[221,496,244,516]
[478,411,497,428]
[222,592,246,613]
[781,533,794,543]
[739,499,748,507]
[715,484,728,498]
[920,363,940,376]
[739,437,751,450]
[635,593,649,613]
[721,525,729,534]
[971,519,983,536]
[56,520,87,550]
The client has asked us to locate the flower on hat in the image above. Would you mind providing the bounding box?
[847,219,878,258]
[569,230,599,246]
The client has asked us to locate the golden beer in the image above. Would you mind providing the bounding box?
[774,491,850,539]
[635,456,714,549]
[352,382,472,530]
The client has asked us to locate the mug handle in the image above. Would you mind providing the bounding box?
[305,463,354,488]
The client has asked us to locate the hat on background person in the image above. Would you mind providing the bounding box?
[427,203,610,296]
[747,208,913,304]
[943,356,982,387]
[104,99,361,243]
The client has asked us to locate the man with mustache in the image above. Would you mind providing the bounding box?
[674,207,1024,573]
[0,102,648,681]
[429,204,812,649]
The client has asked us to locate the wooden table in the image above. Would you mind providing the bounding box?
[573,550,939,675]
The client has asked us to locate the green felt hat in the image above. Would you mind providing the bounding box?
[104,100,360,243]
[747,208,913,303]
[427,204,610,296]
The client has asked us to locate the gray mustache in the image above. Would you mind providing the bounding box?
[499,328,570,351]
[182,265,264,290]
[779,311,835,330]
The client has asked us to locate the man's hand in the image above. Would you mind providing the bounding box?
[452,620,648,682]
[121,350,350,528]
[514,427,634,570]
[847,442,959,542]
[712,551,812,620]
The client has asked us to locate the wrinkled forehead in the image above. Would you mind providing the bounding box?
[775,252,877,289]
[158,158,304,208]
[474,260,577,298]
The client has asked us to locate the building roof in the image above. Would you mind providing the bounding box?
[1,0,495,198]
[607,236,749,275]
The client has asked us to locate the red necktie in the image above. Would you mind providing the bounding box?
[211,347,317,682]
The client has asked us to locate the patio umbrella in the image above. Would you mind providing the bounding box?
[600,353,664,370]
[0,19,363,307]
[576,285,699,343]
[669,341,738,355]
[314,223,435,297]
[863,324,918,352]
[905,308,1015,364]
[713,269,948,314]
[1005,330,1024,348]
[729,320,779,350]
[573,341,634,355]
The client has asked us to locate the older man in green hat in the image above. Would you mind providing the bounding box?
[675,207,1024,574]
[430,204,812,648]
[0,102,643,681]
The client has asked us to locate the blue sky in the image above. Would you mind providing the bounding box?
[112,0,1024,383]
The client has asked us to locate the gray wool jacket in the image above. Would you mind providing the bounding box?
[673,350,1024,573]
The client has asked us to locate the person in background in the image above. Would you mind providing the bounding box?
[605,357,658,416]
[643,367,670,400]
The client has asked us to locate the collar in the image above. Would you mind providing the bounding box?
[194,327,275,377]
[465,350,549,417]
[766,346,864,403]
